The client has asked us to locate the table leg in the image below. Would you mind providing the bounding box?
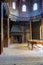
[32,43,33,50]
[28,42,33,50]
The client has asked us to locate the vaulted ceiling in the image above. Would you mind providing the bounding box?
[3,0,42,21]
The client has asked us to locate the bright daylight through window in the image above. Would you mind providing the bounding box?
[22,4,26,12]
[33,3,38,11]
[12,2,16,9]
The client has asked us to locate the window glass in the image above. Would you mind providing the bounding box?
[33,3,38,11]
[12,2,16,9]
[22,4,26,12]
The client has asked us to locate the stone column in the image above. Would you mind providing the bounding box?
[22,33,24,43]
[40,25,42,40]
[28,21,32,49]
[1,2,3,54]
[24,32,26,43]
[22,26,24,43]
[41,18,43,40]
[29,21,32,39]
[7,18,10,47]
[41,0,43,40]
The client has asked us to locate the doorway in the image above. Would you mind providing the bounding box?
[32,21,40,40]
[11,35,22,43]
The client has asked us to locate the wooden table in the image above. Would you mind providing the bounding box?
[27,40,43,50]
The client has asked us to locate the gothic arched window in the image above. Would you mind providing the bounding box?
[22,4,26,12]
[12,2,16,9]
[33,3,38,11]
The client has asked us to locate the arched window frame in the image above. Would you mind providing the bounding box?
[22,4,26,12]
[12,2,16,9]
[33,3,38,11]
